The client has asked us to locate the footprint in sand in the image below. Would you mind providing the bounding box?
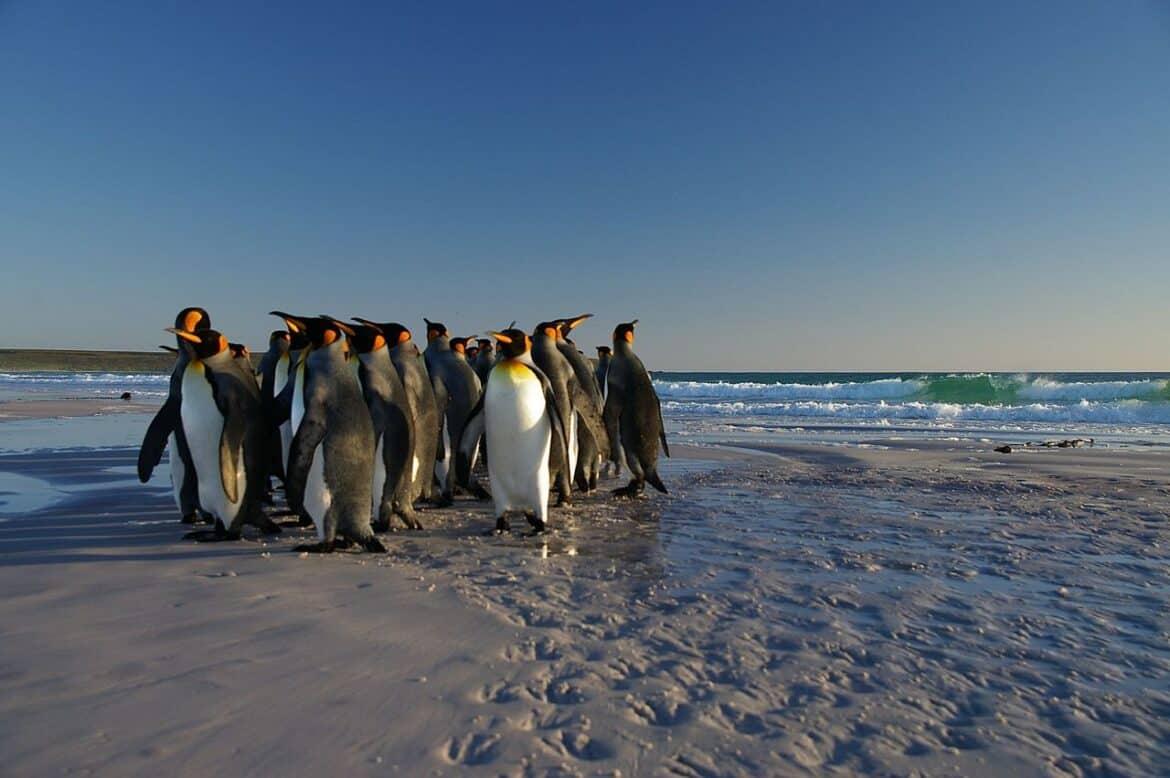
[440,732,501,765]
[626,695,692,726]
[540,729,615,761]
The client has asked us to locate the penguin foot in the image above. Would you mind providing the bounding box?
[430,495,454,509]
[254,516,283,535]
[371,518,391,533]
[182,529,241,542]
[485,516,511,536]
[294,541,335,553]
[361,536,388,553]
[525,514,546,535]
[399,514,425,531]
[612,482,645,499]
[180,512,200,525]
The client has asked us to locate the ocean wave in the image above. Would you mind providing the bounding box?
[0,372,169,385]
[655,378,923,402]
[661,399,1170,425]
[656,374,1170,406]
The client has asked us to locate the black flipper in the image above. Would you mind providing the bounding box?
[655,398,670,458]
[570,382,609,455]
[602,383,625,466]
[454,394,485,489]
[285,406,327,516]
[218,402,248,505]
[431,377,449,461]
[524,363,570,476]
[138,395,179,482]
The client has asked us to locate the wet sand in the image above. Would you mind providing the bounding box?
[0,397,161,420]
[1,430,1169,774]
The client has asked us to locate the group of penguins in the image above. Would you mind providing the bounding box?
[137,307,669,553]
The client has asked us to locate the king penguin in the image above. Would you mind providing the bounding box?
[340,319,420,531]
[422,318,486,503]
[354,318,440,509]
[457,329,568,534]
[166,326,281,540]
[472,339,495,385]
[278,315,385,553]
[139,306,212,525]
[604,320,670,497]
[555,314,610,491]
[257,330,291,489]
[531,321,609,505]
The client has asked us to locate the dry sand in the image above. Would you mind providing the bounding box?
[2,428,1169,775]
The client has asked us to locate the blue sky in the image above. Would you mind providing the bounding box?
[2,1,1168,370]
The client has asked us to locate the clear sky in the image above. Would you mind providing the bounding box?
[2,1,1168,371]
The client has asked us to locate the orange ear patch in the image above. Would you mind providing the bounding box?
[182,311,203,332]
[623,331,635,344]
[398,330,411,344]
[323,329,338,346]
[373,334,386,351]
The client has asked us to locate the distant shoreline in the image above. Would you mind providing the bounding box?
[0,349,258,372]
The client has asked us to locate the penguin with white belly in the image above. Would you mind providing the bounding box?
[337,318,420,531]
[278,315,385,553]
[457,329,568,535]
[139,307,212,525]
[353,318,441,510]
[166,326,281,540]
[554,314,610,492]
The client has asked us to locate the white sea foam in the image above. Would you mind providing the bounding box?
[661,399,1170,425]
[655,378,923,402]
[1017,378,1167,401]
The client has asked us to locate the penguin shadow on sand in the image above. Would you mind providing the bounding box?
[0,449,262,566]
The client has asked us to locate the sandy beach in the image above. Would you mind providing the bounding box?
[2,400,1168,776]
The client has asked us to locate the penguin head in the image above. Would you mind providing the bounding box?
[338,320,387,354]
[310,315,356,354]
[270,311,313,351]
[353,318,413,347]
[556,314,593,339]
[173,307,212,334]
[476,338,493,351]
[228,343,250,359]
[424,318,448,341]
[449,337,472,355]
[166,327,228,362]
[268,331,291,353]
[534,321,560,341]
[492,329,532,360]
[613,320,638,346]
[596,346,611,356]
[467,345,479,359]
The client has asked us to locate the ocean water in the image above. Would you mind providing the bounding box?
[657,371,1170,448]
[3,370,1170,450]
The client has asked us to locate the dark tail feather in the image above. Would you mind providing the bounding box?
[646,470,668,494]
